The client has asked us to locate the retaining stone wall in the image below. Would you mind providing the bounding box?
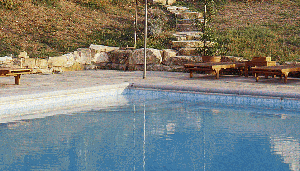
[0,44,247,74]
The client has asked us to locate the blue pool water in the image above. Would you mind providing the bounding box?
[0,89,300,171]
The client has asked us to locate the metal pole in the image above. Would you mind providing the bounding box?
[134,0,138,48]
[203,2,207,57]
[143,0,147,79]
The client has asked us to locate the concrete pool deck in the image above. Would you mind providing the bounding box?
[1,70,300,99]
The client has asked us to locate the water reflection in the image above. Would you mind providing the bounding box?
[271,136,300,171]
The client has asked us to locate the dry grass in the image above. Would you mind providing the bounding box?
[212,0,300,62]
[0,0,146,57]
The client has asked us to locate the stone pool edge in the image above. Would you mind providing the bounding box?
[0,83,130,121]
[129,83,300,100]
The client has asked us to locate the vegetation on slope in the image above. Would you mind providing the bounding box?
[214,0,300,63]
[0,0,176,58]
[0,0,299,63]
[180,0,300,63]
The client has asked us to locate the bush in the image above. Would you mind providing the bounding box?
[32,0,59,6]
[0,0,22,9]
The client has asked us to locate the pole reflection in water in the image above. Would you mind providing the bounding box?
[143,103,146,171]
[133,104,136,171]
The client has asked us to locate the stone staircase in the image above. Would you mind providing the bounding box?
[165,5,204,66]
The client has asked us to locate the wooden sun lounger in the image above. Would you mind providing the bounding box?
[0,68,32,85]
[184,62,245,79]
[251,65,300,83]
[245,58,276,77]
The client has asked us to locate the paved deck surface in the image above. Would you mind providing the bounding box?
[1,70,300,99]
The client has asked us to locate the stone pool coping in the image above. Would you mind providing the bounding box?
[130,83,300,99]
[0,70,300,99]
[0,83,130,122]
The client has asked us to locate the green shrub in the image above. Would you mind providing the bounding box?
[32,0,59,6]
[0,0,22,9]
[72,0,106,10]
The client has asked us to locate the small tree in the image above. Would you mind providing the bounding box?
[197,0,228,57]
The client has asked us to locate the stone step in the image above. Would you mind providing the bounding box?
[176,23,199,32]
[174,31,203,36]
[173,31,203,41]
[163,56,202,66]
[176,11,203,19]
[167,6,189,14]
[178,48,199,56]
[177,18,204,24]
[174,35,202,41]
[172,40,204,49]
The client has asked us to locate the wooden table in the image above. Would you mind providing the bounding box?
[251,65,300,83]
[0,68,32,85]
[184,62,245,79]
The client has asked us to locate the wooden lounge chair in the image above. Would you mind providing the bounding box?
[0,68,32,85]
[184,62,245,79]
[251,64,300,83]
[245,57,276,77]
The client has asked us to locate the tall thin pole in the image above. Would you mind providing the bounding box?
[134,0,138,48]
[143,0,147,79]
[203,1,207,57]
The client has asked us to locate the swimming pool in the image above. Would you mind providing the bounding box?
[0,87,299,171]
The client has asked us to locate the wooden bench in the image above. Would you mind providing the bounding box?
[251,65,300,83]
[0,68,32,85]
[184,62,245,79]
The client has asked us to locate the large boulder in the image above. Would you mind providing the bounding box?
[90,44,107,52]
[162,49,177,64]
[0,56,13,67]
[36,58,48,69]
[89,44,119,53]
[48,53,75,68]
[108,50,133,64]
[48,57,67,67]
[23,58,36,68]
[163,56,201,66]
[18,51,29,58]
[130,48,162,65]
[92,52,109,64]
[74,48,91,64]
